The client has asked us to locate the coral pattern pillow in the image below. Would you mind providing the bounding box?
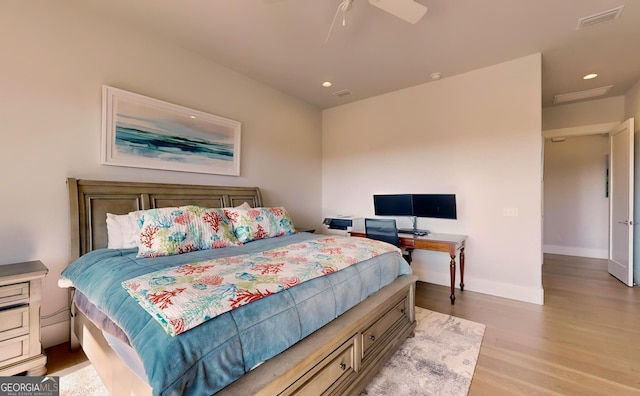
[224,207,296,243]
[132,206,240,258]
[198,207,241,250]
[132,206,201,258]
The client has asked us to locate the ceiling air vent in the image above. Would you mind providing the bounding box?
[577,6,624,29]
[553,85,613,104]
[333,89,352,98]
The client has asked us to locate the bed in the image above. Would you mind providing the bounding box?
[61,178,417,395]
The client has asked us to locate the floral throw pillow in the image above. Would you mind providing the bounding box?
[223,207,296,243]
[198,207,242,249]
[132,206,242,257]
[132,206,203,258]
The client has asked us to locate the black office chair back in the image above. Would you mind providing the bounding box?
[365,218,412,264]
[365,218,401,247]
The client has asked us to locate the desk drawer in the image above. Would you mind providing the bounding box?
[400,239,415,248]
[0,283,29,309]
[413,240,451,253]
[0,306,29,342]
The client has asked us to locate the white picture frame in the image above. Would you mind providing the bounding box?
[102,86,241,176]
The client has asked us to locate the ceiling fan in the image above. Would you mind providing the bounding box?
[326,0,427,42]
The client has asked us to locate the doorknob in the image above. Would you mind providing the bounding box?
[618,220,632,225]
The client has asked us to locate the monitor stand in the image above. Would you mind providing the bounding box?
[398,217,429,236]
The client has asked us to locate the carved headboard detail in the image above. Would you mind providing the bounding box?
[67,178,263,261]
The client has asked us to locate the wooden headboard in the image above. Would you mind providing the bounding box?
[67,178,263,261]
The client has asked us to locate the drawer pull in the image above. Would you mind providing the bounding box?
[369,335,375,341]
[399,308,405,314]
[339,363,346,371]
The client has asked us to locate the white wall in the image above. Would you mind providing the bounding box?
[543,136,610,258]
[0,2,322,347]
[624,79,640,123]
[322,54,544,304]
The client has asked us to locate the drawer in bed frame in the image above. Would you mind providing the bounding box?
[281,335,358,396]
[220,274,418,396]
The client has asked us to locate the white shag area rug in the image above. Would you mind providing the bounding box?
[55,361,108,396]
[55,307,485,396]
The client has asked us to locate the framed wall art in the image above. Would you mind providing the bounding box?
[102,86,241,176]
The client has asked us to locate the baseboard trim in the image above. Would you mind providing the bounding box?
[411,266,544,305]
[42,320,70,349]
[543,244,607,259]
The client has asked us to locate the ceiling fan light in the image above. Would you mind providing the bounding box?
[368,0,427,24]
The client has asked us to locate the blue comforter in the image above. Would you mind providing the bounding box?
[60,233,412,395]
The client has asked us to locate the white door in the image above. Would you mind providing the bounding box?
[609,118,634,286]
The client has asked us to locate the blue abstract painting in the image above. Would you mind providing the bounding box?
[102,86,241,176]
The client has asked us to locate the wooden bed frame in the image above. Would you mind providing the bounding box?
[66,178,417,395]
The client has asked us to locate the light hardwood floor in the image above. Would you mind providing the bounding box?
[46,254,640,394]
[417,254,640,395]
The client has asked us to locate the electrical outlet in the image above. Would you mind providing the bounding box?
[503,208,519,217]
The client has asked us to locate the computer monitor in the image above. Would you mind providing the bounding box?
[373,194,413,216]
[412,194,457,219]
[372,193,457,234]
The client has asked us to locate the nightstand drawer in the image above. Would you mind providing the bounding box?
[0,306,29,342]
[0,282,29,309]
[0,261,47,377]
[0,334,29,367]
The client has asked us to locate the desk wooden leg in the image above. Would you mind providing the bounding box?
[460,248,465,291]
[449,254,456,305]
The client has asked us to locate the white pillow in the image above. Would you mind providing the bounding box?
[233,201,252,210]
[106,213,139,249]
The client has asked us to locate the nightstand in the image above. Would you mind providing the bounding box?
[0,260,48,376]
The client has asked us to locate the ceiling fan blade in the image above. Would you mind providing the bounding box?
[326,0,354,44]
[368,0,427,24]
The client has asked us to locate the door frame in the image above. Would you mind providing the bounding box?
[541,122,617,259]
[542,120,635,287]
[543,122,618,140]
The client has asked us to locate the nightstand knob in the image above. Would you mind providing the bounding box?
[369,334,376,341]
[339,363,346,370]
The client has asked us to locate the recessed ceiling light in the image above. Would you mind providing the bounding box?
[583,73,598,80]
[322,81,333,88]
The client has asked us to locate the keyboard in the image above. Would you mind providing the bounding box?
[397,229,429,236]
